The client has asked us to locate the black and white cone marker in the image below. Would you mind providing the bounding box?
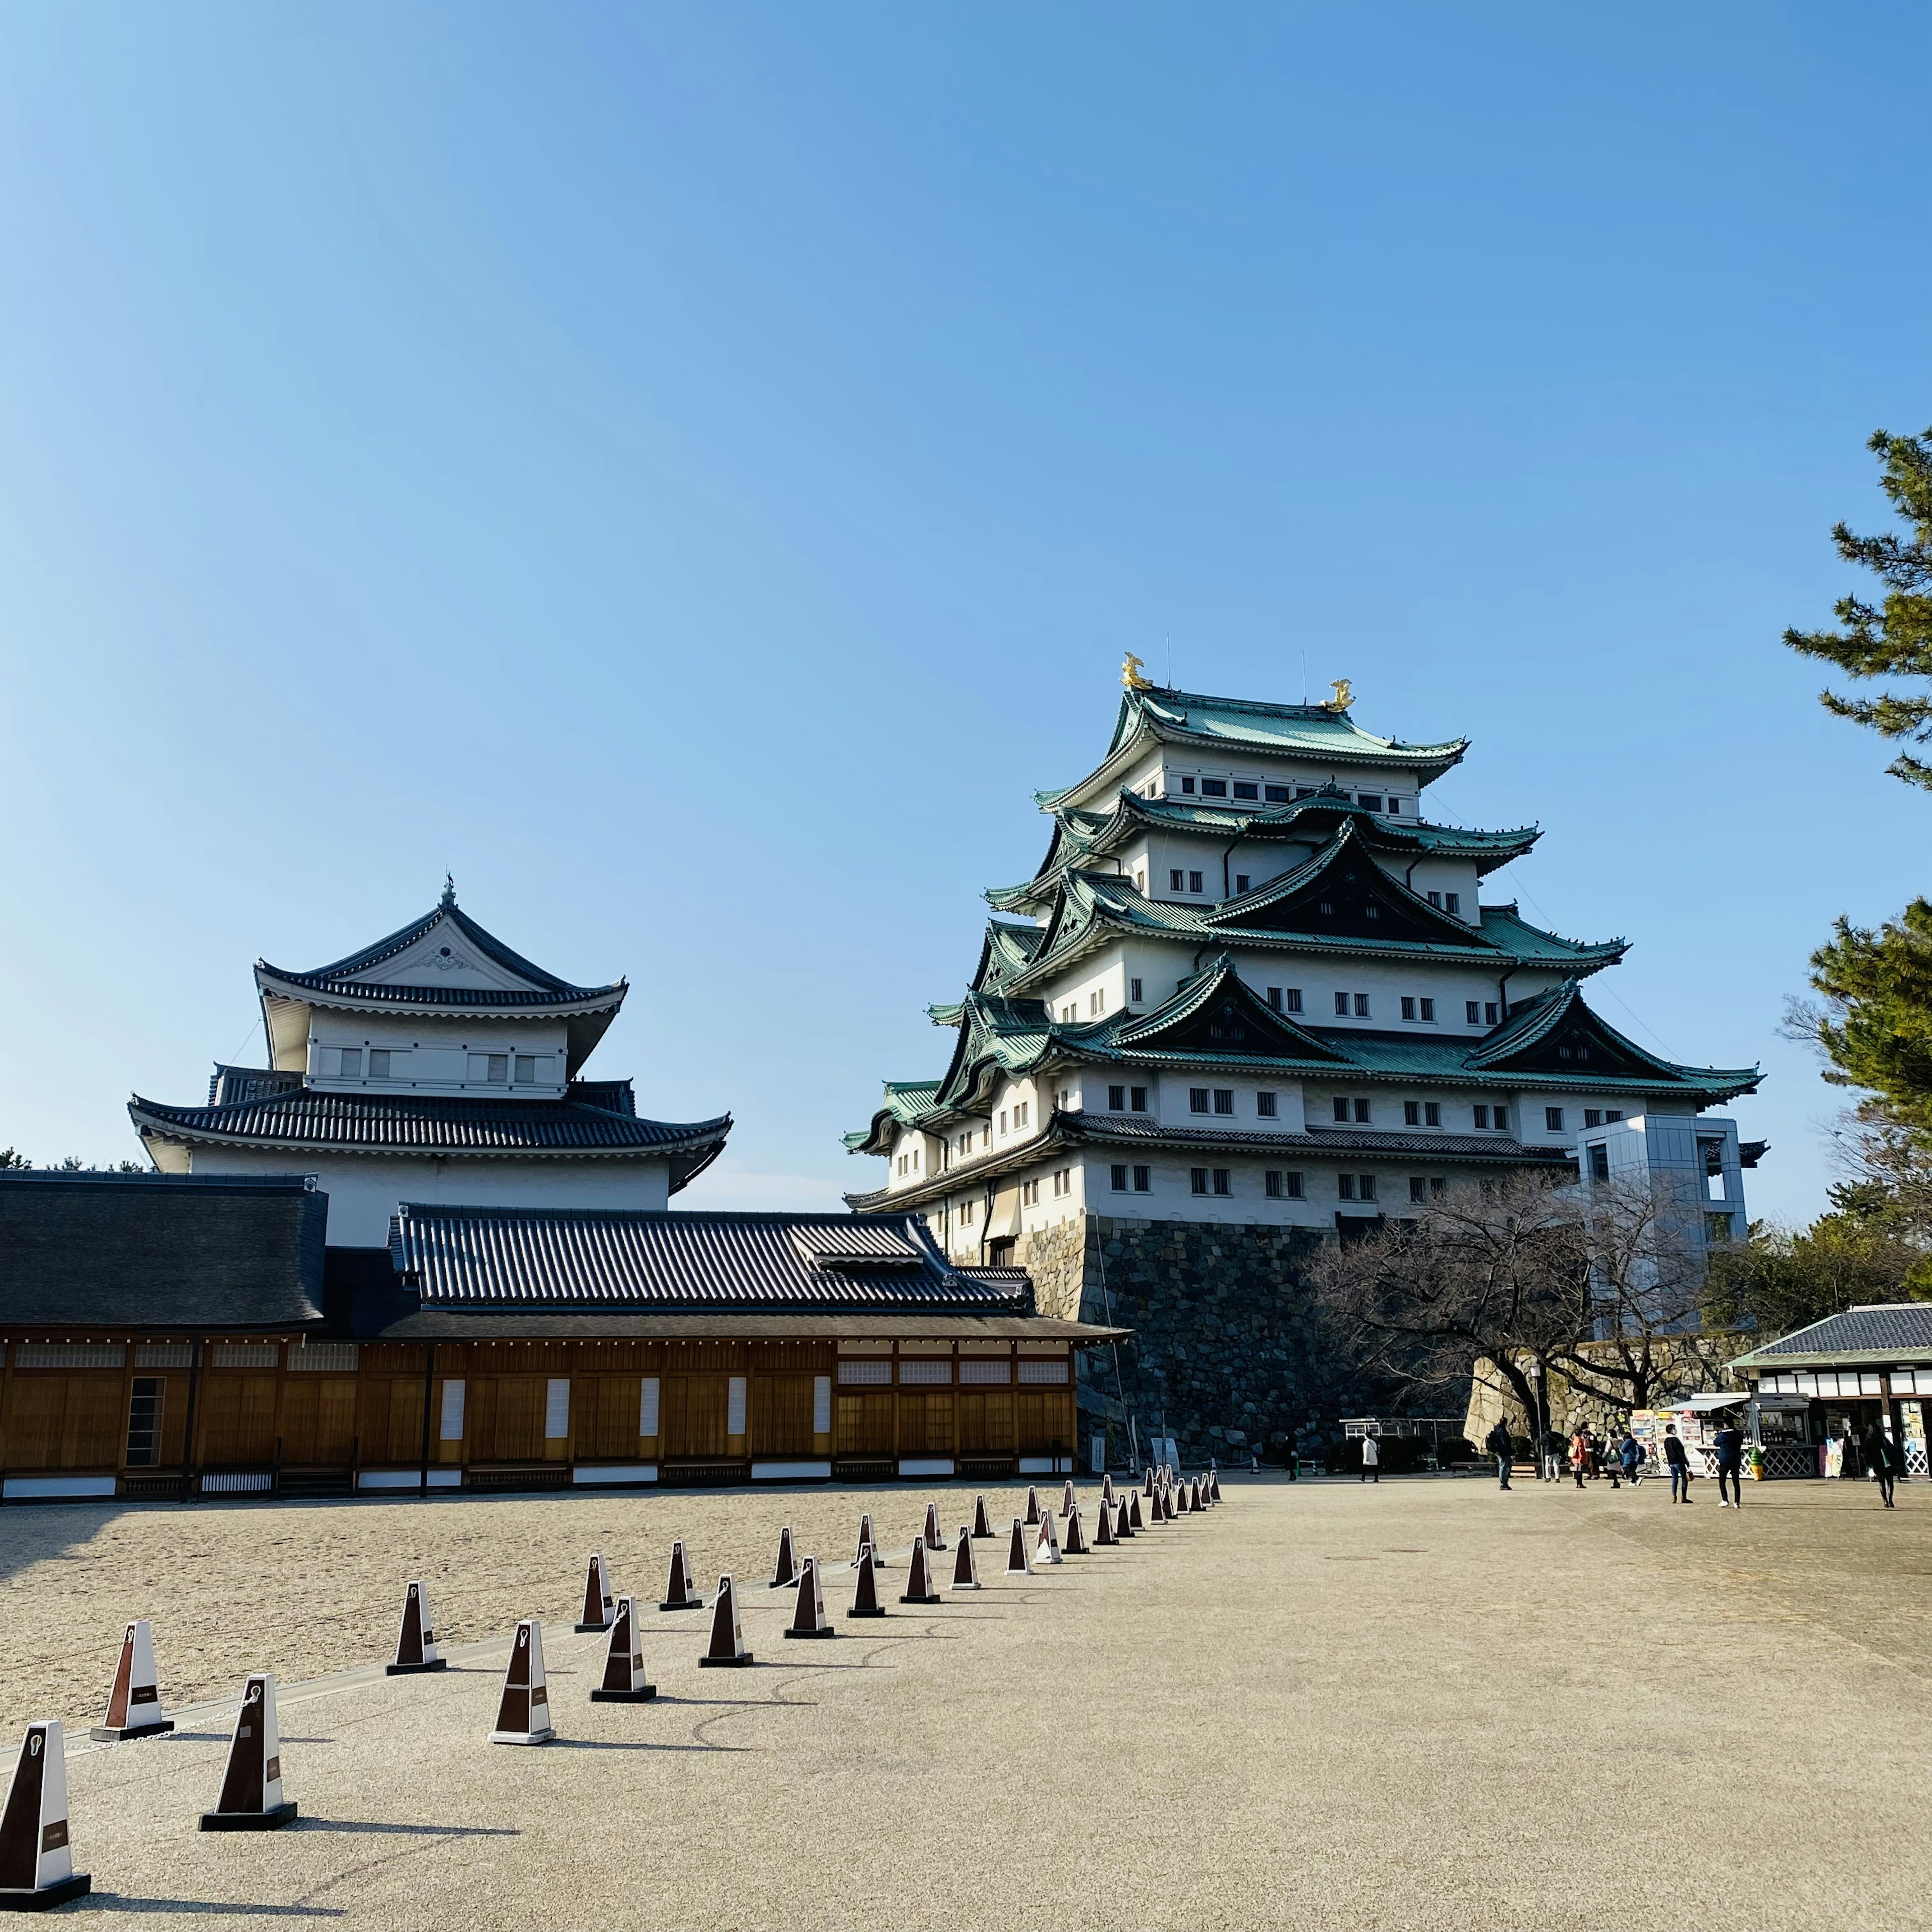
[1101,1473,1115,1506]
[849,1546,887,1618]
[1115,1496,1134,1539]
[899,1540,942,1606]
[488,1622,554,1746]
[783,1558,836,1639]
[949,1528,980,1590]
[768,1525,800,1589]
[851,1513,882,1568]
[1004,1518,1032,1577]
[0,1722,88,1910]
[590,1597,656,1702]
[1062,1504,1089,1555]
[971,1494,993,1540]
[1060,1480,1076,1519]
[92,1619,173,1741]
[386,1582,445,1676]
[1128,1490,1145,1532]
[1034,1512,1064,1566]
[661,1541,705,1612]
[699,1576,754,1667]
[1211,1470,1223,1502]
[921,1503,946,1552]
[1024,1486,1041,1526]
[1094,1498,1117,1547]
[575,1553,616,1632]
[201,1674,297,1829]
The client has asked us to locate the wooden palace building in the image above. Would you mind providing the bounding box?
[0,893,1110,1501]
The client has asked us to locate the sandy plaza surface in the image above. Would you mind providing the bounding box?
[3,1472,1927,1930]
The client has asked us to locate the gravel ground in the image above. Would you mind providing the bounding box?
[5,1473,1928,1929]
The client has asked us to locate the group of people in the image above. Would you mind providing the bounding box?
[1481,1416,1745,1502]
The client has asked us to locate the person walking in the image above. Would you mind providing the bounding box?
[1486,1417,1514,1490]
[1663,1424,1694,1503]
[1360,1432,1381,1484]
[1569,1428,1589,1490]
[1864,1422,1898,1508]
[1620,1430,1644,1488]
[1712,1417,1745,1508]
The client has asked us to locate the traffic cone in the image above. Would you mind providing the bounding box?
[950,1527,980,1590]
[922,1503,947,1552]
[899,1540,942,1605]
[972,1494,993,1540]
[1063,1505,1089,1555]
[1004,1519,1032,1576]
[589,1597,657,1702]
[851,1512,889,1568]
[1101,1473,1115,1506]
[1024,1486,1041,1526]
[699,1576,754,1668]
[385,1582,445,1676]
[768,1525,800,1589]
[1188,1479,1202,1511]
[661,1541,705,1612]
[1094,1498,1116,1546]
[0,1723,88,1907]
[849,1546,888,1618]
[92,1618,174,1739]
[1034,1512,1063,1566]
[487,1623,554,1746]
[1128,1490,1145,1531]
[1060,1479,1076,1518]
[575,1553,616,1632]
[1142,1468,1155,1498]
[784,1558,837,1639]
[1211,1471,1223,1502]
[1115,1496,1133,1539]
[1175,1481,1191,1515]
[201,1673,299,1826]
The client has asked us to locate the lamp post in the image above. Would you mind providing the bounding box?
[1526,1358,1547,1481]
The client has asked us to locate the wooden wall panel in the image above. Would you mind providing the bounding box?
[750,1375,815,1456]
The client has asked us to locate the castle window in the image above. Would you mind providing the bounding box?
[1388,798,1403,815]
[1445,893,1462,915]
[1466,1000,1482,1024]
[1131,1086,1148,1111]
[1212,1169,1232,1195]
[999,1110,1008,1134]
[1333,1097,1349,1122]
[1265,785,1292,803]
[1605,1109,1623,1123]
[1546,1108,1565,1132]
[1425,1102,1441,1126]
[1357,1175,1377,1201]
[1364,903,1380,919]
[1190,1169,1209,1195]
[1052,1168,1072,1197]
[513,1055,535,1082]
[1267,987,1282,1010]
[1354,995,1371,1018]
[1338,1174,1355,1199]
[339,1048,362,1078]
[1257,1091,1277,1117]
[1404,1101,1420,1126]
[1420,999,1435,1021]
[1235,874,1250,893]
[1201,779,1228,797]
[1429,892,1442,908]
[961,1198,976,1225]
[1357,794,1383,812]
[1233,782,1258,800]
[1473,1105,1489,1129]
[1584,1109,1601,1128]
[1485,1002,1499,1025]
[1354,1098,1371,1122]
[1320,901,1335,915]
[1188,871,1204,894]
[1402,997,1416,1021]
[1430,1177,1445,1198]
[1135,871,1146,893]
[1180,776,1196,794]
[1409,1177,1428,1204]
[1190,1088,1211,1114]
[1284,988,1303,1013]
[1213,1090,1235,1115]
[1015,1101,1029,1128]
[1170,870,1184,891]
[1494,1105,1509,1131]
[1130,978,1143,1002]
[1111,1165,1129,1192]
[368,1050,391,1078]
[1334,992,1349,1016]
[1021,1179,1039,1205]
[1296,787,1317,799]
[1109,1085,1126,1111]
[1133,1165,1151,1192]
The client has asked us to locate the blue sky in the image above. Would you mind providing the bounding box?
[1,4,1926,1224]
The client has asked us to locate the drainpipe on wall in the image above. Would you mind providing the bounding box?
[417,1342,435,1498]
[178,1339,204,1506]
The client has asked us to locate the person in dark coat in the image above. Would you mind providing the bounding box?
[1864,1423,1899,1508]
[1712,1419,1745,1508]
[1663,1424,1694,1503]
[1485,1418,1514,1490]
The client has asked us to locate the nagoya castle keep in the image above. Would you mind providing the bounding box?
[846,663,1761,1460]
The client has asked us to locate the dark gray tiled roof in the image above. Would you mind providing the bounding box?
[1746,1304,1932,1361]
[0,1173,326,1329]
[130,1089,728,1158]
[387,1205,1028,1313]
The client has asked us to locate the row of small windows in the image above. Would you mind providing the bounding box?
[1059,989,1109,1020]
[1188,1087,1278,1116]
[1101,1165,1446,1204]
[1167,777,1406,815]
[331,1046,549,1083]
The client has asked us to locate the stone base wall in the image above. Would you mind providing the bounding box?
[1016,1214,1406,1465]
[1464,1335,1755,1445]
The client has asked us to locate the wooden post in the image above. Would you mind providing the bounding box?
[178,1340,204,1505]
[417,1344,435,1498]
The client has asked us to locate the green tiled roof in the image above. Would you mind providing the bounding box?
[1108,687,1464,769]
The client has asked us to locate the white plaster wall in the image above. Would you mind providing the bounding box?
[184,1147,672,1246]
[305,1014,572,1098]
